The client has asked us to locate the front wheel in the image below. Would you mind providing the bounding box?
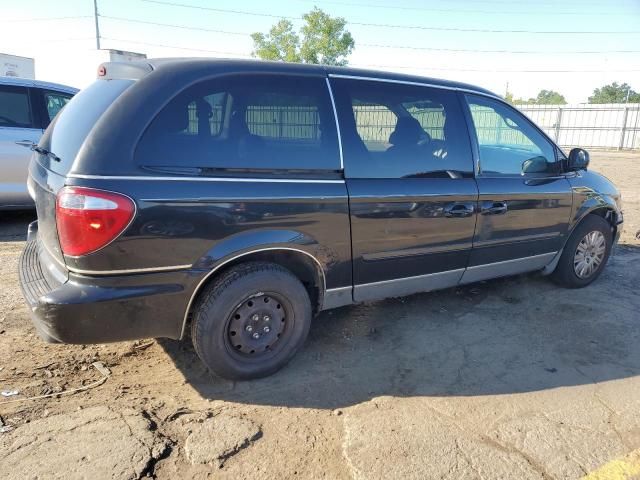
[551,215,613,288]
[191,262,312,380]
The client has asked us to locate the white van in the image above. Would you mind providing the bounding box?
[0,77,77,209]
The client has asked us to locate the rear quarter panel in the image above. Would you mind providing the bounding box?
[63,177,353,289]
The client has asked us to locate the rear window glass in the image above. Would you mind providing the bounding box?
[39,79,133,174]
[135,74,340,171]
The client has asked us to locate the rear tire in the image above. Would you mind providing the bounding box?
[191,262,312,380]
[551,214,612,288]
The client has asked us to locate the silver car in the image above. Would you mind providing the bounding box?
[0,77,77,209]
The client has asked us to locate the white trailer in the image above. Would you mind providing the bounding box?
[0,54,35,79]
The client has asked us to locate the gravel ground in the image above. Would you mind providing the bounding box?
[0,151,639,479]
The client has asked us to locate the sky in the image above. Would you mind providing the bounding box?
[2,0,640,103]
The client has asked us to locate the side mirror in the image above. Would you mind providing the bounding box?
[568,148,590,171]
[522,155,549,174]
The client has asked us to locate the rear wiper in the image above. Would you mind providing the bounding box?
[15,140,61,162]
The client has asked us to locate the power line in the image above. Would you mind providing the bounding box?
[5,15,92,22]
[358,43,640,55]
[141,0,640,34]
[352,63,640,73]
[17,37,95,43]
[100,15,640,55]
[101,15,250,36]
[141,0,297,20]
[298,0,631,16]
[100,37,252,57]
[100,36,640,73]
[300,0,635,7]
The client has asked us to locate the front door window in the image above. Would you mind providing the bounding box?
[466,94,558,176]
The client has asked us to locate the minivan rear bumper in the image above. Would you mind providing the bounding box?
[19,227,197,344]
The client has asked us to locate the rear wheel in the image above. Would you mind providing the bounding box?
[551,215,613,288]
[191,262,312,380]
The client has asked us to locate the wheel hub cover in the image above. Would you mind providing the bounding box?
[228,294,286,355]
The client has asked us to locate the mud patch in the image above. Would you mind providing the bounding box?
[184,414,262,467]
[0,406,167,480]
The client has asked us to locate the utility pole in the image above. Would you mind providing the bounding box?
[93,0,101,50]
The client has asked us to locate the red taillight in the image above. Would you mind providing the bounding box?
[56,187,135,256]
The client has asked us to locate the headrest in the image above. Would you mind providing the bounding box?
[389,117,424,146]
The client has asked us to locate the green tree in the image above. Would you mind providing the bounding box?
[513,96,532,105]
[299,8,354,66]
[251,8,355,66]
[250,19,301,63]
[504,89,566,105]
[504,89,515,104]
[534,89,567,105]
[588,82,640,103]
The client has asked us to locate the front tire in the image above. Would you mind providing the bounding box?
[551,214,613,288]
[191,262,312,380]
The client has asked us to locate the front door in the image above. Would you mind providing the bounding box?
[0,84,42,207]
[330,77,478,302]
[461,93,573,283]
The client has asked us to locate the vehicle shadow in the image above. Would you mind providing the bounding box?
[162,243,639,409]
[0,210,36,242]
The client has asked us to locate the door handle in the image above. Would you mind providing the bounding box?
[481,201,508,215]
[444,202,475,218]
[15,140,35,148]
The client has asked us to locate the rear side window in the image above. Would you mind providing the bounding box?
[135,74,340,172]
[43,90,74,123]
[39,79,134,175]
[0,85,32,128]
[332,79,473,179]
[352,102,396,151]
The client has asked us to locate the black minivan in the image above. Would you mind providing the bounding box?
[20,59,623,379]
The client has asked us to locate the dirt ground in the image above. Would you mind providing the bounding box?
[1,151,639,479]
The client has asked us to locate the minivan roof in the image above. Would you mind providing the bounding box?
[0,76,79,94]
[121,57,499,98]
[71,57,500,177]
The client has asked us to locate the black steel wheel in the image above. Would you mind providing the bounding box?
[191,262,312,380]
[226,293,290,358]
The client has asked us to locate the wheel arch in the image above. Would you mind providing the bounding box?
[544,206,618,276]
[180,247,326,339]
[569,204,620,243]
[569,188,621,232]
